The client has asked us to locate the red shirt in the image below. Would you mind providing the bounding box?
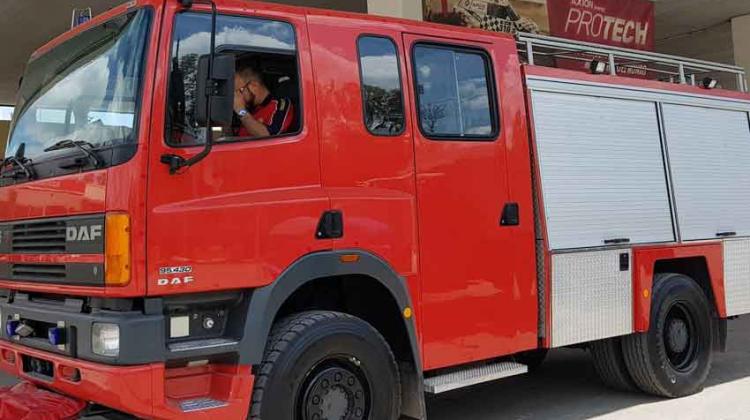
[237,95,294,137]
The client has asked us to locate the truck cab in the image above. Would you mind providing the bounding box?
[0,1,538,417]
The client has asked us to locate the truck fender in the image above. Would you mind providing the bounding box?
[239,250,426,418]
[239,250,421,370]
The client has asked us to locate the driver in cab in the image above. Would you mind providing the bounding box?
[233,65,295,138]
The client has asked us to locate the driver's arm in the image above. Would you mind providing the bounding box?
[237,111,271,138]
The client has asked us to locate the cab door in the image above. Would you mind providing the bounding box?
[145,4,329,296]
[402,33,537,369]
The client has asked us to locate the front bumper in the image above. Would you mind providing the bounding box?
[0,295,165,365]
[0,340,253,419]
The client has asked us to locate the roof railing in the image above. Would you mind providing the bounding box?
[516,32,749,93]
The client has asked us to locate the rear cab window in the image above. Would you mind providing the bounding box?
[357,36,405,136]
[412,44,498,140]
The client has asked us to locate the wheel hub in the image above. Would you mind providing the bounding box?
[663,303,698,372]
[667,318,689,354]
[301,365,367,420]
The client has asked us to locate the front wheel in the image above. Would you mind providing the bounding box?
[622,273,713,398]
[249,311,401,420]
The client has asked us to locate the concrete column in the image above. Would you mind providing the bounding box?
[367,0,423,21]
[732,14,750,89]
[0,121,9,157]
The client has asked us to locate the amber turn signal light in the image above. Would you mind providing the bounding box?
[105,213,131,287]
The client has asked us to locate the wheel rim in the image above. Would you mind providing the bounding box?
[663,302,699,372]
[298,356,370,420]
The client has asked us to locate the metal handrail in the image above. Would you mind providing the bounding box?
[516,32,749,93]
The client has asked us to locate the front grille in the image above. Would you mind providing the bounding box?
[11,264,67,281]
[12,221,67,253]
[0,215,105,255]
[3,262,104,286]
[0,215,106,286]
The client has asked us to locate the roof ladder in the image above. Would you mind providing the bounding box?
[516,32,749,93]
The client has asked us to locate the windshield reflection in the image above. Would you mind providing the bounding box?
[5,9,151,164]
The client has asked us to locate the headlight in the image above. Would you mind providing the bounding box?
[92,323,120,357]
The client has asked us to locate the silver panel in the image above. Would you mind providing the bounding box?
[551,250,633,347]
[536,238,546,338]
[724,239,750,316]
[662,105,750,240]
[531,157,547,338]
[531,91,674,250]
[424,361,528,394]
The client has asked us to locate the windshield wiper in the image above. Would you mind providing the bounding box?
[1,143,36,180]
[0,156,36,180]
[44,139,103,169]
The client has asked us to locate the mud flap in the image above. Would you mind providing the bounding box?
[0,382,86,420]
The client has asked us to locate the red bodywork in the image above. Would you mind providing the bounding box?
[0,340,252,419]
[632,243,727,331]
[0,0,748,417]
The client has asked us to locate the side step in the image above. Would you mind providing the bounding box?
[424,361,528,394]
[179,398,229,413]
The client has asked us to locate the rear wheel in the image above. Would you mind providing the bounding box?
[249,311,401,420]
[590,337,636,392]
[622,273,713,397]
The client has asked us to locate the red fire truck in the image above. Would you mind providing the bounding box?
[1,0,749,418]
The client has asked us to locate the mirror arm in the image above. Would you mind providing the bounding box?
[161,0,218,175]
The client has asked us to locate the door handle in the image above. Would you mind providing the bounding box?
[603,238,631,245]
[500,203,519,226]
[716,231,737,238]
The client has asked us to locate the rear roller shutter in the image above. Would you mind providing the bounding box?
[662,105,750,241]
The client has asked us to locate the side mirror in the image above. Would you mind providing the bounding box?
[195,53,235,127]
[14,143,26,160]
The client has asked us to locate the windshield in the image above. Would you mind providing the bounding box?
[4,9,151,176]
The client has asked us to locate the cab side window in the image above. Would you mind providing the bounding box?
[357,36,405,136]
[166,12,300,146]
[413,44,497,140]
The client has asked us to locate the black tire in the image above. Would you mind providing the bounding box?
[249,311,401,420]
[590,337,637,392]
[622,273,713,398]
[514,349,548,372]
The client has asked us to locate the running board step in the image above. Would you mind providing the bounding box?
[179,398,228,412]
[424,361,528,394]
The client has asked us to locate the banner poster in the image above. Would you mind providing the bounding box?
[546,0,655,77]
[423,0,550,35]
[547,0,655,50]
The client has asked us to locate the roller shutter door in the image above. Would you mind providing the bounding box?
[662,105,750,241]
[531,91,675,250]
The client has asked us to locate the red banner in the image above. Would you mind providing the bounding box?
[547,0,655,51]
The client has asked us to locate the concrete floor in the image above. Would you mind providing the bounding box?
[427,316,750,420]
[1,317,749,419]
